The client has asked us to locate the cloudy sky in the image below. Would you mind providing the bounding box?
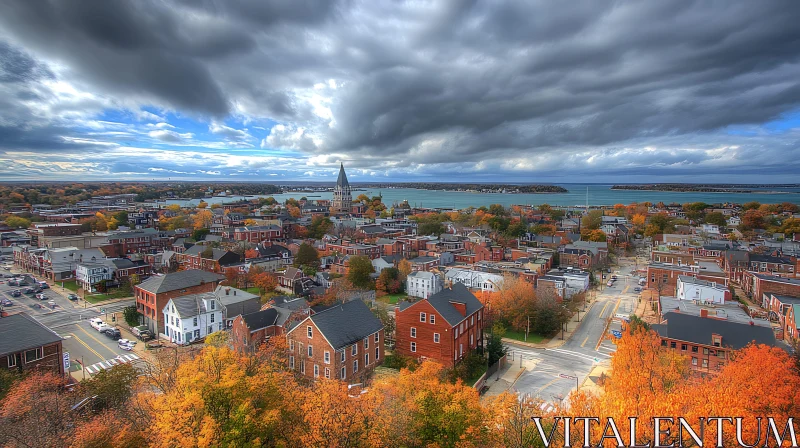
[1,0,800,183]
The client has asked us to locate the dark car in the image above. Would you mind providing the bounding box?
[10,290,21,297]
[32,287,43,294]
[1,299,12,306]
[138,330,153,341]
[39,283,49,289]
[67,293,79,301]
[23,288,34,294]
[103,328,121,340]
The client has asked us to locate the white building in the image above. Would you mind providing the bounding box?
[444,268,504,292]
[727,216,741,227]
[162,292,224,345]
[407,271,442,299]
[676,275,728,304]
[700,224,721,235]
[75,261,115,292]
[543,268,590,298]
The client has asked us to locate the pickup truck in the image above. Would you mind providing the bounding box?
[131,325,149,337]
[89,318,110,332]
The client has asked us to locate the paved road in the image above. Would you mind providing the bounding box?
[1,268,136,378]
[505,257,642,405]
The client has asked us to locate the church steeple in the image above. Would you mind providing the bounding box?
[331,162,352,215]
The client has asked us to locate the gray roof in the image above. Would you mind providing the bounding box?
[399,282,483,326]
[241,308,280,331]
[652,312,776,350]
[307,299,383,350]
[214,285,259,306]
[168,293,221,318]
[0,313,63,356]
[137,269,224,294]
[336,163,350,189]
[184,245,233,261]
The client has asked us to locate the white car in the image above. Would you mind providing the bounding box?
[89,318,104,330]
[118,339,135,350]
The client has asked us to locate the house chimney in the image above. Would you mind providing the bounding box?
[225,288,230,295]
[700,309,708,318]
[234,290,236,296]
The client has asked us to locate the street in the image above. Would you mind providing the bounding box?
[1,268,136,378]
[504,256,641,405]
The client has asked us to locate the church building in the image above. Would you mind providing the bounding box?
[330,163,352,215]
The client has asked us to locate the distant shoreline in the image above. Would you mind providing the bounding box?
[360,183,569,194]
[611,184,799,194]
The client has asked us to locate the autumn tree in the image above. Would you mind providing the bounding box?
[80,363,139,411]
[4,216,30,229]
[376,267,403,295]
[703,211,727,227]
[0,372,75,448]
[294,242,320,269]
[196,200,208,209]
[244,248,259,259]
[397,258,412,281]
[580,228,607,242]
[491,275,537,332]
[224,267,240,286]
[740,209,766,230]
[347,255,374,289]
[581,210,604,230]
[253,272,277,296]
[191,209,214,230]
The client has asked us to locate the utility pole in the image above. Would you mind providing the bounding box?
[525,316,530,342]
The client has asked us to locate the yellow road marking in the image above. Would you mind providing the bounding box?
[68,333,103,360]
[622,285,630,295]
[599,302,610,318]
[612,297,622,316]
[76,324,116,358]
[538,378,560,393]
[581,336,589,347]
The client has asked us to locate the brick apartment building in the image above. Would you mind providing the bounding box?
[179,246,241,273]
[395,282,484,368]
[135,270,225,335]
[653,311,776,374]
[285,299,384,383]
[741,272,800,300]
[646,262,727,297]
[228,225,282,243]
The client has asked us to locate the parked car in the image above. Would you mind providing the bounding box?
[35,293,47,300]
[89,318,105,331]
[67,293,79,301]
[38,281,49,289]
[7,280,17,286]
[607,281,614,287]
[634,287,642,293]
[103,328,121,340]
[138,330,153,341]
[10,290,21,297]
[1,299,12,306]
[23,288,34,294]
[611,275,618,280]
[118,339,135,351]
[131,325,149,337]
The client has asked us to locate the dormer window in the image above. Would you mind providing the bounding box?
[210,301,215,310]
[712,334,722,347]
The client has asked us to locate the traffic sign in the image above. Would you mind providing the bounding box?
[559,373,577,380]
[63,352,70,371]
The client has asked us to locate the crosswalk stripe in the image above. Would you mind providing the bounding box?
[84,353,141,375]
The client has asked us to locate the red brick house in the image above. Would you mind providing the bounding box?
[394,282,485,368]
[742,272,800,300]
[409,256,439,272]
[231,307,298,353]
[0,313,64,376]
[179,245,242,273]
[785,304,800,342]
[653,311,776,374]
[286,299,384,383]
[227,225,282,243]
[278,267,305,289]
[135,270,225,335]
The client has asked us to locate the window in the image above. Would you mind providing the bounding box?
[455,327,458,338]
[210,314,215,323]
[375,347,379,360]
[290,340,295,352]
[420,312,426,322]
[681,344,687,351]
[691,346,698,353]
[341,367,346,379]
[691,357,697,366]
[307,345,313,357]
[411,342,417,353]
[460,343,463,357]
[364,338,369,349]
[430,314,435,324]
[176,318,180,327]
[193,317,198,326]
[210,301,215,310]
[411,327,417,338]
[324,351,330,364]
[325,367,330,379]
[194,329,200,338]
[365,353,370,365]
[478,311,481,321]
[470,316,474,326]
[702,359,708,368]
[434,333,440,343]
[352,344,357,356]
[703,348,709,355]
[353,360,358,373]
[470,334,473,346]
[24,348,43,364]
[374,333,379,343]
[670,341,676,349]
[7,355,16,368]
[314,364,319,378]
[307,326,313,338]
[341,351,345,363]
[289,356,295,369]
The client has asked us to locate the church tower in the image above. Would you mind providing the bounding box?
[331,163,352,215]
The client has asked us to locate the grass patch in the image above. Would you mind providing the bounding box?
[378,293,407,305]
[59,280,79,292]
[84,289,131,304]
[503,329,546,344]
[466,363,488,386]
[244,287,261,296]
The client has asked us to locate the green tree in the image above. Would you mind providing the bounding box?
[347,255,374,289]
[294,242,320,269]
[192,228,210,241]
[703,211,727,228]
[308,216,333,239]
[81,363,139,410]
[418,221,445,236]
[488,203,507,216]
[122,306,140,327]
[4,216,31,229]
[486,331,506,366]
[112,211,129,227]
[742,201,761,211]
[581,210,604,230]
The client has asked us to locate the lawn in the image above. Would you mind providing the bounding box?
[378,293,407,305]
[244,287,261,295]
[59,280,79,292]
[503,329,546,344]
[84,289,132,304]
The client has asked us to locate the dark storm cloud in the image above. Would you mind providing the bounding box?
[1,0,800,179]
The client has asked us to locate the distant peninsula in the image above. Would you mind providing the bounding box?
[611,183,800,193]
[361,183,568,193]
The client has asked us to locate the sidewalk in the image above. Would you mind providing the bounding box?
[481,358,527,400]
[579,363,611,395]
[502,301,596,349]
